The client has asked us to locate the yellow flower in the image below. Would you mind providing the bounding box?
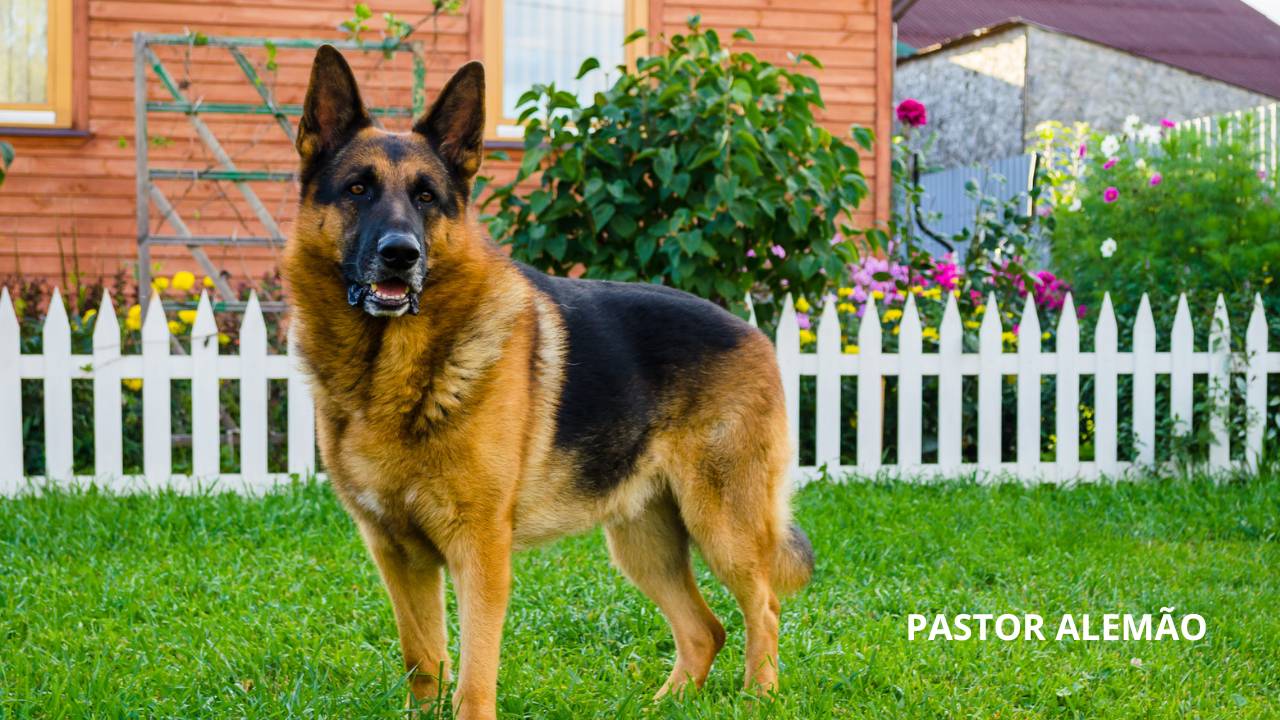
[167,320,183,335]
[923,287,942,300]
[843,344,859,354]
[837,287,854,298]
[125,304,142,331]
[951,288,960,297]
[152,276,170,291]
[910,285,924,295]
[975,304,986,315]
[123,378,142,391]
[799,329,817,345]
[921,327,939,341]
[218,332,231,346]
[1042,331,1051,340]
[178,309,197,324]
[1002,331,1018,345]
[871,290,884,300]
[965,320,981,329]
[892,325,900,335]
[172,271,196,291]
[82,308,97,323]
[837,302,857,314]
[795,297,811,314]
[203,275,216,288]
[883,308,903,322]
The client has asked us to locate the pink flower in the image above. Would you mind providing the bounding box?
[1036,203,1052,217]
[746,248,756,258]
[796,313,811,330]
[896,98,928,127]
[1260,170,1268,180]
[771,244,786,258]
[1077,143,1087,159]
[1160,118,1176,128]
[1103,157,1118,170]
[1103,186,1119,203]
[1149,173,1162,186]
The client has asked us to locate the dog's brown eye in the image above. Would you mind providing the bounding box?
[417,191,434,204]
[348,183,366,196]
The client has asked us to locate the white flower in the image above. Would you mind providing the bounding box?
[1138,124,1162,144]
[1123,114,1141,134]
[1136,158,1147,169]
[1070,197,1083,212]
[1100,237,1118,258]
[1101,134,1121,156]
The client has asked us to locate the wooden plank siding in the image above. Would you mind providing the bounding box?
[0,0,891,285]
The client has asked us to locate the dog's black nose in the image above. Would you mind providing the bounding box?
[377,233,421,269]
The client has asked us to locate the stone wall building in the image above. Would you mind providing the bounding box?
[893,0,1280,169]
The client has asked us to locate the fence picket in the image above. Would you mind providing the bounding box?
[141,291,171,482]
[1132,294,1156,466]
[0,288,21,490]
[815,300,842,470]
[977,293,1002,474]
[1056,293,1080,480]
[776,295,800,473]
[1170,294,1193,436]
[92,292,123,482]
[937,295,963,473]
[856,297,882,473]
[240,292,269,488]
[1016,294,1041,476]
[1208,295,1231,469]
[1245,294,1268,470]
[42,290,73,481]
[897,295,923,470]
[191,291,220,479]
[1094,294,1119,475]
[287,324,316,478]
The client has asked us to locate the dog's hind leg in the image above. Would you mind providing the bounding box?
[605,490,726,700]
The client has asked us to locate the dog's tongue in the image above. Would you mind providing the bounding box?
[373,279,408,298]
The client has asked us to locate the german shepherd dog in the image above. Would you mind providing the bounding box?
[286,46,813,719]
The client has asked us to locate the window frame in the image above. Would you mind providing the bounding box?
[481,0,649,140]
[0,0,75,129]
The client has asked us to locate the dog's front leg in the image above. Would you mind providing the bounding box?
[447,526,512,720]
[356,519,451,707]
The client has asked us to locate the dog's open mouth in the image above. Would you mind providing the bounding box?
[347,278,419,316]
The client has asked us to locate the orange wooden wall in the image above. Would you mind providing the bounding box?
[0,0,891,287]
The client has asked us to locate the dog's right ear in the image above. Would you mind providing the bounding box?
[297,46,371,164]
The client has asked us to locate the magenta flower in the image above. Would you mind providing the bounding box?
[1103,157,1118,170]
[896,98,928,127]
[1160,118,1176,128]
[1077,143,1087,159]
[1103,186,1119,203]
[1149,173,1162,186]
[746,248,756,258]
[771,244,786,259]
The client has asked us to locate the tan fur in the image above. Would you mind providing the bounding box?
[288,64,809,720]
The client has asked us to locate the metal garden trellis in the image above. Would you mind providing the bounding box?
[132,32,427,313]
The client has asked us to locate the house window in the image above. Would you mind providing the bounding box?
[0,0,73,127]
[483,0,648,138]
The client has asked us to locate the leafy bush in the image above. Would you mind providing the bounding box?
[483,17,872,323]
[1037,115,1280,342]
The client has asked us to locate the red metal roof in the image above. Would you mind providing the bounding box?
[898,0,1280,99]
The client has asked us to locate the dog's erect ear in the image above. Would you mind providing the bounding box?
[297,46,371,163]
[414,61,485,181]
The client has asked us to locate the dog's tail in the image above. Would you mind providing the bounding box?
[773,523,815,597]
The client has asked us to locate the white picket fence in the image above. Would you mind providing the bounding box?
[0,286,1276,495]
[0,288,315,495]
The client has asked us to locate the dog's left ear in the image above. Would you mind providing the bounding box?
[414,61,486,182]
[298,46,371,165]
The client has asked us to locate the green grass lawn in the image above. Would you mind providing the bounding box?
[2,475,1278,719]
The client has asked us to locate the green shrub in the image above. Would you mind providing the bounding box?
[1038,115,1280,343]
[482,17,872,324]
